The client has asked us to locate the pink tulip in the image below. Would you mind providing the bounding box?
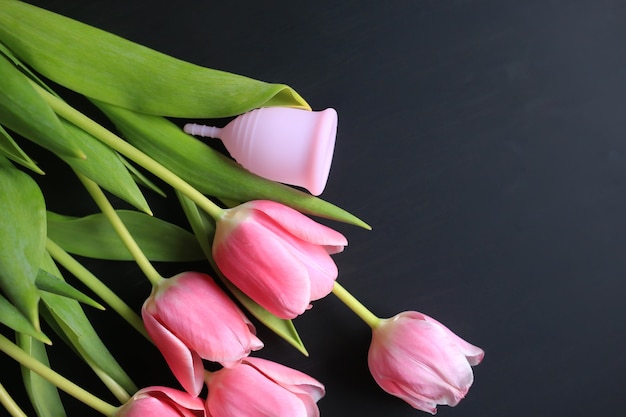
[205,357,325,417]
[368,311,484,414]
[142,271,263,396]
[115,386,206,417]
[212,200,347,319]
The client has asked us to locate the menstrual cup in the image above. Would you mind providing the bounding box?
[184,107,338,196]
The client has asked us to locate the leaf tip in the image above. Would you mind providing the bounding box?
[32,165,46,175]
[39,332,53,346]
[93,302,106,311]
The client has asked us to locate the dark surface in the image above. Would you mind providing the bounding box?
[3,1,626,416]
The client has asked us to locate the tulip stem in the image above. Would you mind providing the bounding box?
[46,238,150,340]
[31,81,225,221]
[77,173,164,286]
[332,281,381,328]
[0,382,27,417]
[0,334,120,416]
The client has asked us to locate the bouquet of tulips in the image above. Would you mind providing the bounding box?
[0,1,483,416]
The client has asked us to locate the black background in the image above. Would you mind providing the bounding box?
[2,1,626,416]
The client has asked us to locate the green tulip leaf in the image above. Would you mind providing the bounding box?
[0,293,50,345]
[59,119,150,213]
[38,254,137,396]
[0,52,82,159]
[0,124,44,174]
[36,269,104,310]
[177,192,308,356]
[17,334,67,417]
[0,40,56,96]
[40,291,138,395]
[0,156,45,328]
[121,158,167,198]
[46,210,205,262]
[0,0,309,118]
[97,102,370,229]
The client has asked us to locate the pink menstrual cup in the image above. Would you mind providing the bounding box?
[184,107,337,196]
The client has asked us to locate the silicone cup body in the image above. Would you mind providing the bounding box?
[184,107,338,196]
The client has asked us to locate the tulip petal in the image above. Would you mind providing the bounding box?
[243,357,325,402]
[214,220,311,319]
[154,273,263,365]
[369,345,467,412]
[249,200,347,252]
[422,314,485,366]
[116,395,184,417]
[270,235,337,302]
[376,378,438,414]
[207,364,307,417]
[251,210,338,301]
[145,386,206,412]
[141,307,204,396]
[299,245,337,301]
[389,316,475,392]
[294,394,321,417]
[118,387,207,417]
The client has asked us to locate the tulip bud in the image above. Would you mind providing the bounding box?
[142,272,263,396]
[212,200,347,319]
[115,386,206,417]
[368,311,484,414]
[205,357,325,417]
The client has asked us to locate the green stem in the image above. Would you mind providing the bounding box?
[88,360,131,404]
[46,239,149,340]
[0,334,119,416]
[31,81,225,220]
[332,281,382,329]
[0,382,27,417]
[76,173,163,286]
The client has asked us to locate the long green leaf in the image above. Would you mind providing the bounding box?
[59,119,150,213]
[97,102,371,229]
[0,156,45,328]
[0,293,50,344]
[36,269,104,310]
[121,158,166,198]
[38,253,137,395]
[0,52,82,159]
[46,210,205,262]
[0,124,44,174]
[0,40,57,96]
[40,292,138,395]
[0,0,309,118]
[177,192,308,356]
[17,334,67,417]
